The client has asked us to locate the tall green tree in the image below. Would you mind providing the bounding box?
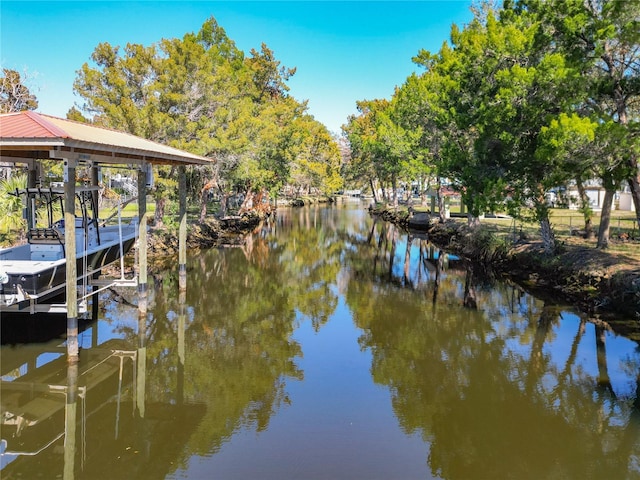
[73,17,337,221]
[392,71,446,210]
[537,113,599,238]
[343,99,418,207]
[438,8,580,252]
[343,101,381,202]
[517,0,640,246]
[289,115,343,196]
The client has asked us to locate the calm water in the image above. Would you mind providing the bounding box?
[2,202,640,479]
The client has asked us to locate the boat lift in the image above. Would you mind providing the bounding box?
[0,111,212,360]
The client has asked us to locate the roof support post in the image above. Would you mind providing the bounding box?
[137,164,148,315]
[64,158,79,361]
[90,162,99,220]
[178,166,187,291]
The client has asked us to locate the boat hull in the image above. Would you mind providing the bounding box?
[0,236,136,310]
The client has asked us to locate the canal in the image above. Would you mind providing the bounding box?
[2,202,639,479]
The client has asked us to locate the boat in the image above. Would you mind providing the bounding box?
[0,186,137,314]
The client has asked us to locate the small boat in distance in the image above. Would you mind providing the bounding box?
[0,186,137,314]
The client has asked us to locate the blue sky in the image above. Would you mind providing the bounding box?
[1,1,473,134]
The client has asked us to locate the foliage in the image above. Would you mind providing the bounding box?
[0,68,38,113]
[0,174,27,238]
[345,0,639,252]
[72,17,341,215]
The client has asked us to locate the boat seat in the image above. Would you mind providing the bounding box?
[28,228,65,258]
[28,228,64,244]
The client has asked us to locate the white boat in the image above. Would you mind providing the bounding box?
[0,186,137,314]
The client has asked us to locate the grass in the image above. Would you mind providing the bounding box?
[407,202,640,265]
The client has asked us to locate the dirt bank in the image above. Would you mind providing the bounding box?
[147,211,265,256]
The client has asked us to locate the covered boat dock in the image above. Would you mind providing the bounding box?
[0,111,212,359]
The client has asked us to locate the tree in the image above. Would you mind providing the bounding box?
[0,69,38,113]
[343,99,418,208]
[518,0,640,246]
[437,8,582,252]
[343,101,381,202]
[393,71,446,210]
[74,17,337,220]
[537,113,599,238]
[289,115,343,196]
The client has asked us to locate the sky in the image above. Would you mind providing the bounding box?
[1,1,474,134]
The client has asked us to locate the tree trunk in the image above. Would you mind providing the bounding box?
[199,189,208,222]
[597,188,615,249]
[575,177,594,239]
[369,178,378,204]
[467,214,481,228]
[380,179,388,203]
[239,188,254,213]
[627,156,640,229]
[219,187,229,218]
[391,175,398,209]
[437,178,446,223]
[539,217,556,254]
[154,196,165,227]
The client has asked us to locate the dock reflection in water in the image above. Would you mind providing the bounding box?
[2,203,640,479]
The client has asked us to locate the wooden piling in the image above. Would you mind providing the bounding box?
[178,166,187,291]
[137,165,148,314]
[64,160,78,360]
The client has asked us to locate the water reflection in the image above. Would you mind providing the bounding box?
[2,203,639,479]
[1,336,139,478]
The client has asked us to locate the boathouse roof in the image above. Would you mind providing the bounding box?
[0,111,212,166]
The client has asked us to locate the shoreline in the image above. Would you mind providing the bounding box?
[370,205,640,329]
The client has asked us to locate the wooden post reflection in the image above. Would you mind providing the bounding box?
[433,250,445,305]
[177,288,186,405]
[388,227,397,281]
[63,360,79,480]
[137,311,147,419]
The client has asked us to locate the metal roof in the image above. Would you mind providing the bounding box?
[0,111,212,166]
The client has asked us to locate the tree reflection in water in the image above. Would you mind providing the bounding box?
[347,214,640,479]
[4,204,637,479]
